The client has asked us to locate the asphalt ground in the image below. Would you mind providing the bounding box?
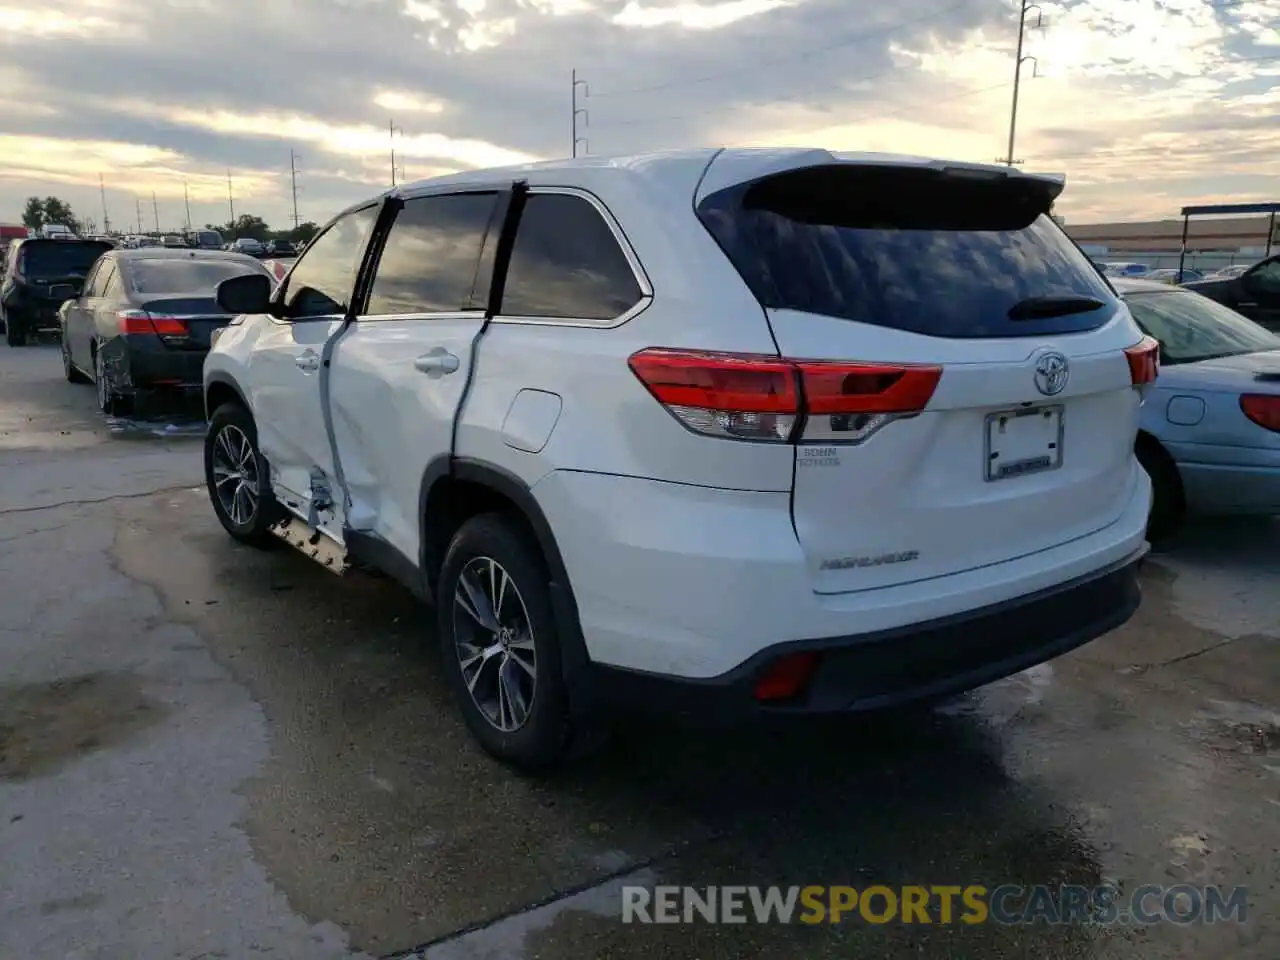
[0,339,1276,959]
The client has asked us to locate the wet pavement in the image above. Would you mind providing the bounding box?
[0,342,1276,959]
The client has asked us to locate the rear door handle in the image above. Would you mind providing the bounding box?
[295,350,320,373]
[414,349,460,376]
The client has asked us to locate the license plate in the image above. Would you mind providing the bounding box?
[985,405,1064,481]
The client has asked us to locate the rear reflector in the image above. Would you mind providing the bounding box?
[1240,394,1280,432]
[118,310,187,336]
[754,651,820,702]
[628,348,941,444]
[1124,336,1160,385]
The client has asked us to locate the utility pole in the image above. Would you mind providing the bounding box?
[99,174,111,234]
[136,198,144,235]
[389,120,402,187]
[152,191,160,233]
[183,180,192,231]
[289,149,301,227]
[571,69,589,158]
[1004,0,1043,167]
[227,168,235,226]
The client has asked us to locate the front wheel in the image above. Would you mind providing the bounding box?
[204,402,279,547]
[437,514,587,770]
[62,331,90,384]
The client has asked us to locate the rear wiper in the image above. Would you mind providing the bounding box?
[1008,296,1106,321]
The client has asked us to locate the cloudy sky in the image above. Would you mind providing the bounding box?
[1,0,1276,232]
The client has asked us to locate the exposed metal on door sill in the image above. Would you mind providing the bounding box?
[269,515,350,575]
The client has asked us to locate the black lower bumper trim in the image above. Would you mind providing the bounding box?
[586,549,1146,724]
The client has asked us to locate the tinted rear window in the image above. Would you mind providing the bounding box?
[127,258,266,295]
[19,241,110,277]
[696,165,1117,338]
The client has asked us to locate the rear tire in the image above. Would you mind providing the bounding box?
[205,402,280,547]
[6,312,26,346]
[94,346,132,416]
[1137,439,1184,541]
[437,513,593,770]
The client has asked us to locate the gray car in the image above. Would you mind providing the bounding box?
[1115,277,1280,536]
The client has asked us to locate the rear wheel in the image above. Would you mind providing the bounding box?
[5,311,26,346]
[1137,438,1184,541]
[437,514,591,770]
[94,346,132,415]
[205,402,279,547]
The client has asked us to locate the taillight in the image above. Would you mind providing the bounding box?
[627,348,941,444]
[1124,336,1160,385]
[1240,394,1280,432]
[118,310,187,335]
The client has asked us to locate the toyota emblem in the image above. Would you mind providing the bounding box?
[1033,352,1070,396]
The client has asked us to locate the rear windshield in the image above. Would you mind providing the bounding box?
[198,232,222,245]
[1124,289,1280,364]
[20,241,110,278]
[696,165,1118,338]
[127,258,265,295]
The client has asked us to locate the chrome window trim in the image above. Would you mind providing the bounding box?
[355,310,487,322]
[490,185,654,330]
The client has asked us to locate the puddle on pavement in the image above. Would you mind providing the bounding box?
[105,416,206,442]
[0,672,166,780]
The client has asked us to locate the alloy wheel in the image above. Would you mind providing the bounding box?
[211,424,261,527]
[452,556,537,732]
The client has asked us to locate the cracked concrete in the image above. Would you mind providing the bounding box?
[1,343,1277,960]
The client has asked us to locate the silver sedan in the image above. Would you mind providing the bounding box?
[1115,277,1280,537]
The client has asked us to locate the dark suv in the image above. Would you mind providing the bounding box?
[1,237,112,345]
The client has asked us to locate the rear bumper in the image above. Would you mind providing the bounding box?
[588,548,1146,723]
[106,336,207,391]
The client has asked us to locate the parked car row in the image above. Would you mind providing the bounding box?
[1098,258,1271,286]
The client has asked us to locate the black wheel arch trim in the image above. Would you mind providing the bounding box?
[203,372,249,418]
[420,455,596,716]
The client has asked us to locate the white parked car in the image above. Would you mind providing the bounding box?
[202,148,1156,767]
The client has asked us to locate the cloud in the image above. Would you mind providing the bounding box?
[0,0,1274,233]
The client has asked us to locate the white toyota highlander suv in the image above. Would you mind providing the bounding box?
[202,148,1157,768]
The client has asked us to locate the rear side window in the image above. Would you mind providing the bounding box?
[365,192,496,315]
[500,193,643,322]
[284,207,377,318]
[697,165,1117,338]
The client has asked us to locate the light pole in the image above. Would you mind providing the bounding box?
[1005,0,1043,167]
[389,120,402,187]
[571,69,589,158]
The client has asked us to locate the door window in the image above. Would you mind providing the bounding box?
[282,206,378,319]
[365,192,497,316]
[500,193,644,322]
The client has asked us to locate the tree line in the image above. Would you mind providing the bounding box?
[20,196,320,245]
